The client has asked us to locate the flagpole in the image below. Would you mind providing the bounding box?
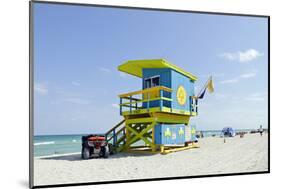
[196,76,211,98]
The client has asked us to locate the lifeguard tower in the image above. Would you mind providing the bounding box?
[105,59,201,154]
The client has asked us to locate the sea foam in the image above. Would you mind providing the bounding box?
[34,141,55,146]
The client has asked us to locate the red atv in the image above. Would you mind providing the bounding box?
[81,135,112,159]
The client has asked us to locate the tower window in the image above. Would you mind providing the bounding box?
[144,76,160,88]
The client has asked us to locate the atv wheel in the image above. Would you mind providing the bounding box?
[82,146,90,159]
[108,143,114,155]
[102,146,109,158]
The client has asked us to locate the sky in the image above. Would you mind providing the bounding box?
[33,3,268,135]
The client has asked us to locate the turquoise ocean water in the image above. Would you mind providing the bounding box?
[34,129,253,157]
[34,134,84,157]
[34,133,135,157]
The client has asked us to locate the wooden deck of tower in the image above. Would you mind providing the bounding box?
[105,59,200,154]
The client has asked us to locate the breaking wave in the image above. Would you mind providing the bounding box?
[34,141,55,146]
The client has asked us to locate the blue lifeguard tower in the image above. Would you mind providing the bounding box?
[105,59,203,154]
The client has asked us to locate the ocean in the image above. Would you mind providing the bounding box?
[33,129,254,157]
[34,134,84,157]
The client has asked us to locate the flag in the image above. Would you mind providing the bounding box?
[198,88,206,99]
[207,76,214,93]
[197,76,214,99]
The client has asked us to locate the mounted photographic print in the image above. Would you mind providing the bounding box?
[30,1,270,188]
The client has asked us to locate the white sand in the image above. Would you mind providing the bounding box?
[34,133,268,186]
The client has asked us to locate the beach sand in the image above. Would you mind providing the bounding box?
[34,133,268,186]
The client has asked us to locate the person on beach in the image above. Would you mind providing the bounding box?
[259,125,263,136]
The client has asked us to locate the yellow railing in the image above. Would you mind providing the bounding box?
[118,86,173,115]
[119,86,172,98]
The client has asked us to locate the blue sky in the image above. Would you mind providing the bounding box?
[33,3,268,135]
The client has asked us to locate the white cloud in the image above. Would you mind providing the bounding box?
[239,49,263,62]
[244,92,267,102]
[240,72,256,78]
[220,71,257,84]
[220,78,239,84]
[99,67,111,74]
[35,82,48,95]
[220,49,263,63]
[71,81,80,86]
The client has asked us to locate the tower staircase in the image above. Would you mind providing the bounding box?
[104,119,126,153]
